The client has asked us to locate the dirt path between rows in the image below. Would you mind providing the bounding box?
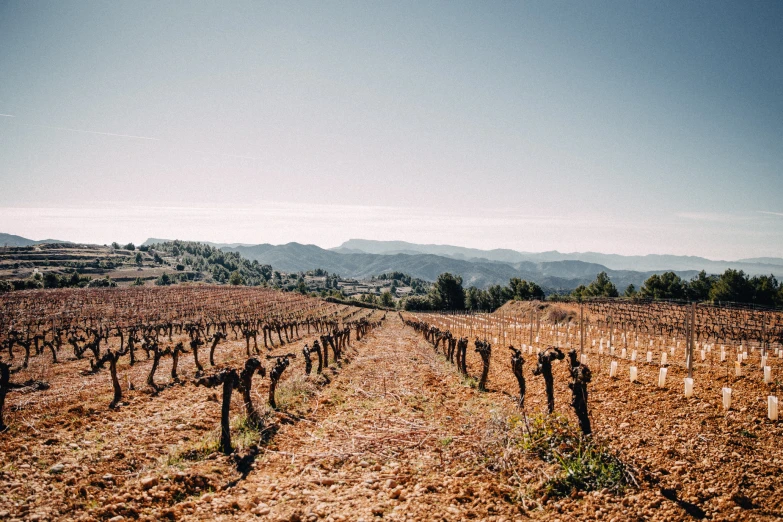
[193,314,524,522]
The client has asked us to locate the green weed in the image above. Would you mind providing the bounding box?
[167,432,221,465]
[521,414,634,498]
[460,375,478,388]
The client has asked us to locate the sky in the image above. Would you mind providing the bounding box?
[0,1,781,259]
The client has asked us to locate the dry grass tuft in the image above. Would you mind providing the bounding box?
[273,374,320,412]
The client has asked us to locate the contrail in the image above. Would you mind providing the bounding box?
[4,115,254,158]
[759,211,783,217]
[19,122,159,141]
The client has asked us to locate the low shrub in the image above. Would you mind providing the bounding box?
[521,414,634,498]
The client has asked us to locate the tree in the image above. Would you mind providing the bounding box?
[124,243,135,250]
[430,273,465,310]
[573,273,620,300]
[111,242,120,249]
[14,277,42,290]
[465,287,483,311]
[640,272,685,300]
[583,272,619,298]
[135,252,143,265]
[88,276,117,288]
[685,271,715,301]
[258,265,273,281]
[623,284,637,297]
[750,275,780,307]
[43,272,61,289]
[487,284,512,310]
[67,271,84,288]
[229,270,245,286]
[529,282,545,300]
[360,293,378,305]
[132,277,145,286]
[156,273,173,286]
[212,265,229,283]
[380,291,394,308]
[570,285,588,301]
[296,280,307,294]
[402,295,432,311]
[507,278,544,300]
[709,269,754,303]
[509,278,526,299]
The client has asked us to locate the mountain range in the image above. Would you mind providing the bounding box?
[332,239,783,274]
[222,239,781,292]
[5,233,781,293]
[222,242,699,293]
[142,238,255,249]
[0,233,68,247]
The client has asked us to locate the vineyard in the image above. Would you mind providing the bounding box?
[1,289,781,521]
[0,287,385,520]
[402,299,783,520]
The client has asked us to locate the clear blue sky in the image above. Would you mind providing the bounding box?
[1,1,781,258]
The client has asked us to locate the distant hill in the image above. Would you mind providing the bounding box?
[737,257,783,267]
[0,240,277,289]
[225,242,699,292]
[143,238,255,249]
[5,233,777,293]
[0,232,68,247]
[0,242,173,287]
[332,239,527,264]
[333,239,783,276]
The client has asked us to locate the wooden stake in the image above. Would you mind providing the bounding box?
[580,303,584,355]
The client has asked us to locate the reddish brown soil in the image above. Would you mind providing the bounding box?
[1,313,781,521]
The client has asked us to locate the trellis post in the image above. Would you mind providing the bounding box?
[580,302,584,355]
[687,302,695,378]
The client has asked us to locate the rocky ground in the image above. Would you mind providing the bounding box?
[1,312,781,521]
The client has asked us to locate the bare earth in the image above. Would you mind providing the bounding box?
[1,314,781,521]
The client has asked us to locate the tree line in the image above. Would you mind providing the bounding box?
[400,273,545,312]
[399,268,783,312]
[632,269,782,307]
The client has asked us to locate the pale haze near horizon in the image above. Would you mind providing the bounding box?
[0,1,781,259]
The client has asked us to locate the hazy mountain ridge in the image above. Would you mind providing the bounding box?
[142,238,255,249]
[332,239,529,264]
[334,239,783,275]
[0,233,68,247]
[737,257,783,267]
[3,233,774,292]
[225,242,700,292]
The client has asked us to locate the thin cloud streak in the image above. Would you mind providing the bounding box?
[2,115,256,159]
[676,212,746,223]
[17,122,159,141]
[758,211,783,217]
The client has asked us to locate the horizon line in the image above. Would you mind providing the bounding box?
[3,232,780,265]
